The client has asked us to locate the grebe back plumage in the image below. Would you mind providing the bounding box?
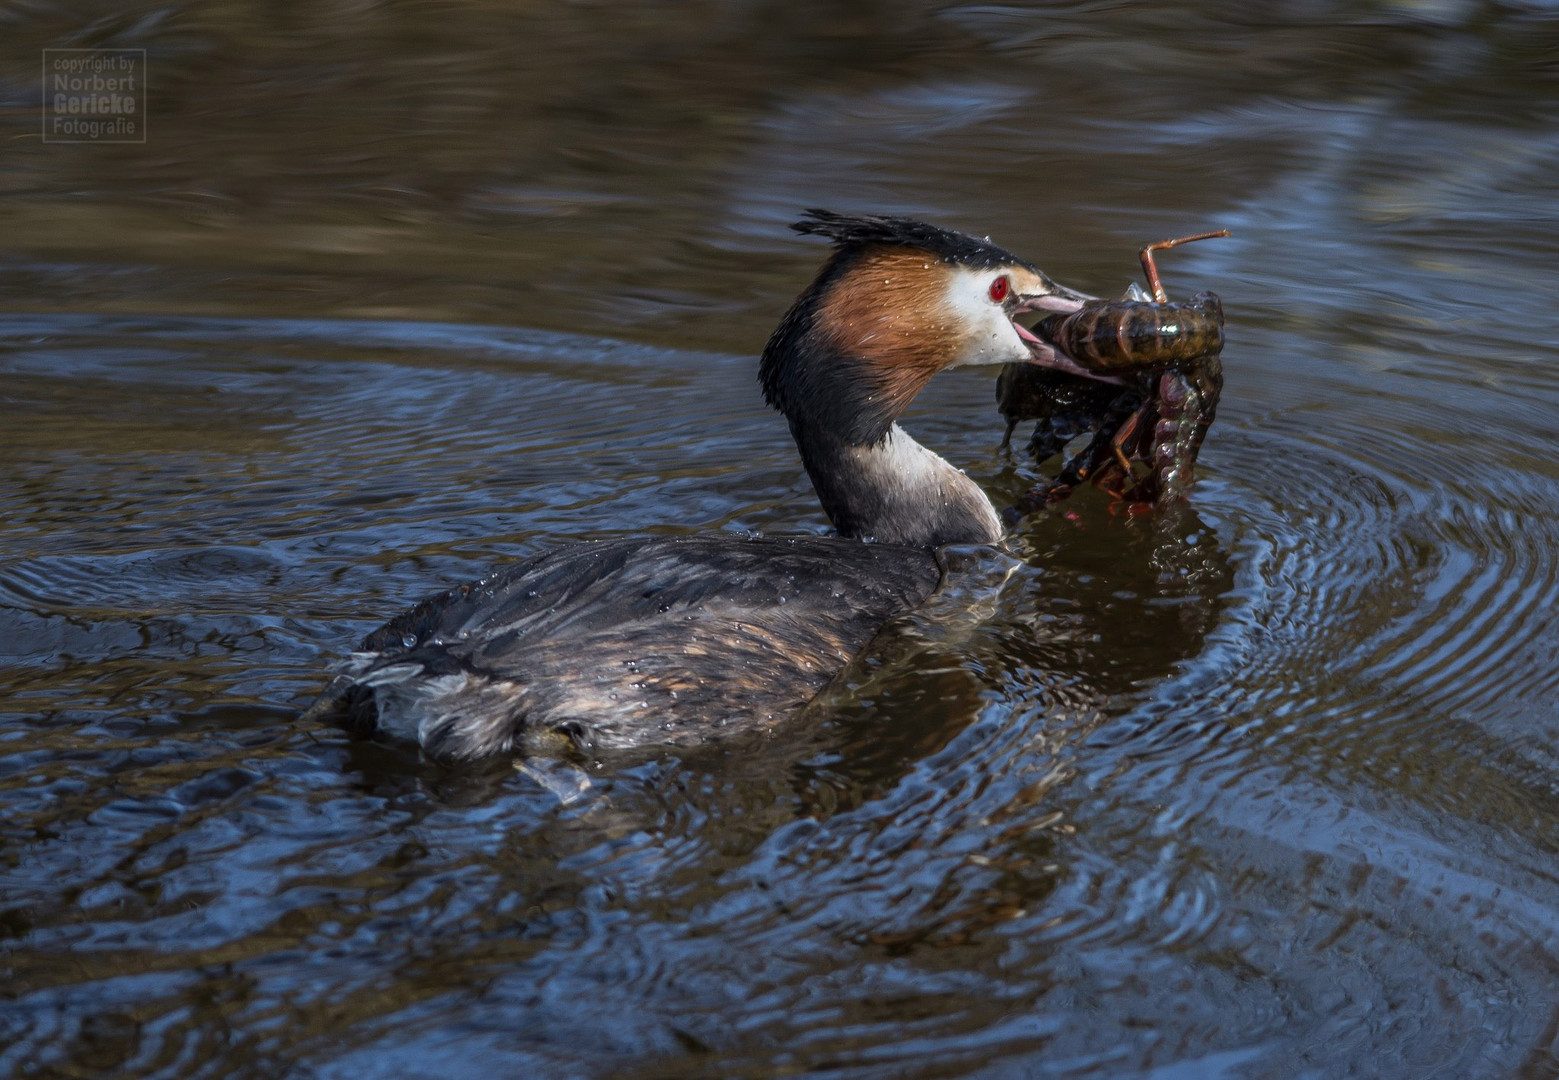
[308,211,1090,759]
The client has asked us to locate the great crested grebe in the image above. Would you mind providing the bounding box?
[308,211,1091,759]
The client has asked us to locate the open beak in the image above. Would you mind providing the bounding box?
[1015,278,1092,316]
[1008,279,1123,382]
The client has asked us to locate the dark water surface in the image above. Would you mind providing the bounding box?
[5,2,1559,1077]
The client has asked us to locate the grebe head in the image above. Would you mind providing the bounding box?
[760,210,1093,548]
[761,209,1092,447]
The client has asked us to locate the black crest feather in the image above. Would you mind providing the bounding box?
[792,209,1037,272]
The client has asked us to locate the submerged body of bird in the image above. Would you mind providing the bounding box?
[998,231,1229,517]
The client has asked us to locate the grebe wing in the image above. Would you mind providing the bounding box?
[310,535,942,759]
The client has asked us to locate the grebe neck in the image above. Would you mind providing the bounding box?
[788,419,1003,548]
[758,241,1027,549]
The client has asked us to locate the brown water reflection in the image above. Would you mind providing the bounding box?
[4,2,1559,1077]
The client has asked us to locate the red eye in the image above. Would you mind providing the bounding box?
[988,276,1009,303]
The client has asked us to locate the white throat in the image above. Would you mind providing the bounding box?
[836,424,1003,546]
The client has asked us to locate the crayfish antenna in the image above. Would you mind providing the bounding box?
[1139,229,1231,303]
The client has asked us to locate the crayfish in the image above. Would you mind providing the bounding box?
[999,230,1228,522]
